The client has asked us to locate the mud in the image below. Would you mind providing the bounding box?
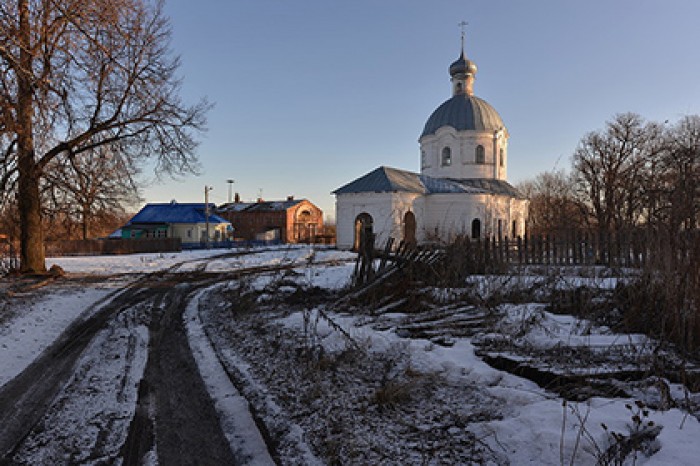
[0,267,279,465]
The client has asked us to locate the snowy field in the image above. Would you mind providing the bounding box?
[1,245,699,465]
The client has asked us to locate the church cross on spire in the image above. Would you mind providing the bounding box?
[458,21,468,53]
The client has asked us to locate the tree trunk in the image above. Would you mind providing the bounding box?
[82,204,90,240]
[17,0,46,273]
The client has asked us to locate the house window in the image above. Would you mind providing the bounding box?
[475,145,485,164]
[441,147,452,166]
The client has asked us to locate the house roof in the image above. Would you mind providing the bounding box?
[333,166,525,199]
[217,199,306,213]
[126,202,229,225]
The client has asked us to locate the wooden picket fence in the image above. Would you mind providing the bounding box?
[465,233,649,268]
[351,232,647,287]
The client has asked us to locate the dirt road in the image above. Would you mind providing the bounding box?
[0,265,278,465]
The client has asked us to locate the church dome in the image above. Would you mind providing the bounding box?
[420,94,504,138]
[449,51,477,77]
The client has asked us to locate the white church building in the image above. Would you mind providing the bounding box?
[334,42,528,250]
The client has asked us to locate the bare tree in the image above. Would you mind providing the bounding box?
[43,143,142,239]
[571,113,661,238]
[660,116,700,234]
[517,169,583,235]
[0,0,209,272]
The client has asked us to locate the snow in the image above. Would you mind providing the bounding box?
[2,245,699,464]
[48,245,355,275]
[48,248,226,274]
[0,285,115,389]
[185,287,275,466]
[13,301,151,464]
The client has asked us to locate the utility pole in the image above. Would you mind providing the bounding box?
[226,179,235,204]
[204,185,213,248]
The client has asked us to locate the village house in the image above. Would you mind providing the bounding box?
[120,201,232,248]
[334,42,528,249]
[217,195,323,244]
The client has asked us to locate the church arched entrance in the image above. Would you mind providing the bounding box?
[353,213,374,252]
[471,218,481,239]
[403,211,416,246]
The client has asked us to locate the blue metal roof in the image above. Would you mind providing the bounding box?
[126,203,229,225]
[333,166,525,199]
[420,94,504,138]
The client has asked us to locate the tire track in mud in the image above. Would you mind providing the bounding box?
[119,280,240,465]
[0,256,340,464]
[0,282,154,461]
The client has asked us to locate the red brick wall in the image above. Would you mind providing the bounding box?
[220,200,324,243]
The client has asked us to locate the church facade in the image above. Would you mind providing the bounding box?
[334,44,528,249]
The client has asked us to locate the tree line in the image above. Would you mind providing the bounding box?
[520,113,699,246]
[520,113,699,352]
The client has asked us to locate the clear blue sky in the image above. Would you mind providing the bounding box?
[144,0,700,221]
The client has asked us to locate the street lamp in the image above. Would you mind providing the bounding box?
[226,179,235,204]
[204,185,213,248]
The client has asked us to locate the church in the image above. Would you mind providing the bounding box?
[333,40,528,249]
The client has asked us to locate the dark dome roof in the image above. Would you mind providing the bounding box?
[449,51,477,76]
[420,94,504,138]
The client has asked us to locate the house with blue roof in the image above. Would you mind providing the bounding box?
[121,201,232,247]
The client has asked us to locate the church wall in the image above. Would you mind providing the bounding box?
[423,193,486,241]
[421,194,529,242]
[335,192,424,249]
[390,193,425,244]
[419,127,507,180]
[336,190,529,248]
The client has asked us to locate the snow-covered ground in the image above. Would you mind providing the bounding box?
[2,245,699,465]
[0,285,116,389]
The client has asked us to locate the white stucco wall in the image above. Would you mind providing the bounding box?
[170,222,231,243]
[420,127,508,180]
[335,192,424,249]
[336,191,528,249]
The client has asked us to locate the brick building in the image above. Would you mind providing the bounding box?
[217,196,324,243]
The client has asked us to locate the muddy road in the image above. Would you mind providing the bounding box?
[0,262,288,465]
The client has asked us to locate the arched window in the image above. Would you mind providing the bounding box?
[471,218,481,239]
[475,145,485,164]
[499,148,504,167]
[294,210,313,243]
[421,150,427,168]
[441,147,452,166]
